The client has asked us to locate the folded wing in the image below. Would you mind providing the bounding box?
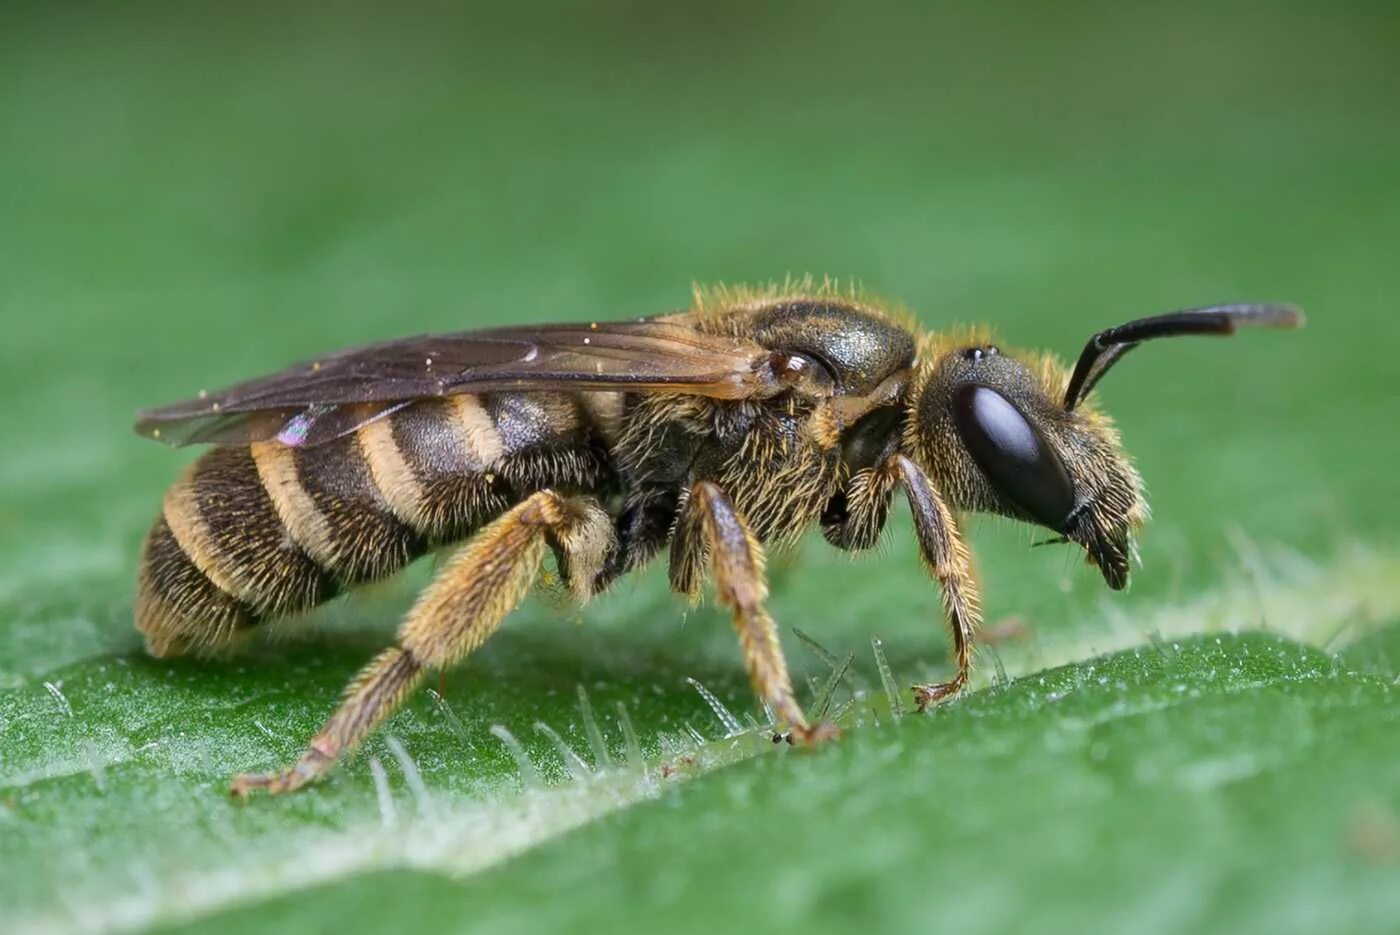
[136,317,771,447]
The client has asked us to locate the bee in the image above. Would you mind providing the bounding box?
[133,283,1302,796]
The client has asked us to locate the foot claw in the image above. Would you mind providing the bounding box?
[229,768,306,798]
[912,676,967,711]
[786,721,842,746]
[229,771,285,798]
[229,746,333,798]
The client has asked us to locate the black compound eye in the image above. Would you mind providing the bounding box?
[951,384,1075,531]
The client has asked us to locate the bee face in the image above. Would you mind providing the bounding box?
[908,342,1145,589]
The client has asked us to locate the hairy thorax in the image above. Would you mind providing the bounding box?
[614,392,844,546]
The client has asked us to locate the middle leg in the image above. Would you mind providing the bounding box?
[670,481,836,743]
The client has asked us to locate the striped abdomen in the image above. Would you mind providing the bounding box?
[136,392,618,657]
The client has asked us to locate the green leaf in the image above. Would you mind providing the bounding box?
[3,4,1399,934]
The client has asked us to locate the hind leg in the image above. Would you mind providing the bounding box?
[230,491,612,796]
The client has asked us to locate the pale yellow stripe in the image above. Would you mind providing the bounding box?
[449,394,505,467]
[533,393,580,436]
[161,466,256,604]
[577,391,625,445]
[251,441,339,569]
[358,417,428,532]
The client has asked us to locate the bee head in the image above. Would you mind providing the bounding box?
[905,304,1303,589]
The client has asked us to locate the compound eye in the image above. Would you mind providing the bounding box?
[952,384,1075,531]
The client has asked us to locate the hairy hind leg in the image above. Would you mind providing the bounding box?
[230,491,612,797]
[671,482,836,743]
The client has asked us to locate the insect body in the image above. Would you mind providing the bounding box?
[133,284,1302,795]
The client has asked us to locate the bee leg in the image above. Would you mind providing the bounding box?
[888,455,982,710]
[230,491,611,797]
[671,482,837,745]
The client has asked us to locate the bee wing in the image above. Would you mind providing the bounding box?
[136,317,772,447]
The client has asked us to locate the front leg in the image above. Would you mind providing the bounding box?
[670,482,836,743]
[892,455,981,707]
[824,456,982,709]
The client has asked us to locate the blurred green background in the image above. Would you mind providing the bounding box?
[1,2,1397,934]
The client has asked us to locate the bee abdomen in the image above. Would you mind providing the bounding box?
[136,390,616,656]
[370,392,613,539]
[137,446,337,655]
[137,517,252,656]
[366,395,513,542]
[255,433,426,584]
